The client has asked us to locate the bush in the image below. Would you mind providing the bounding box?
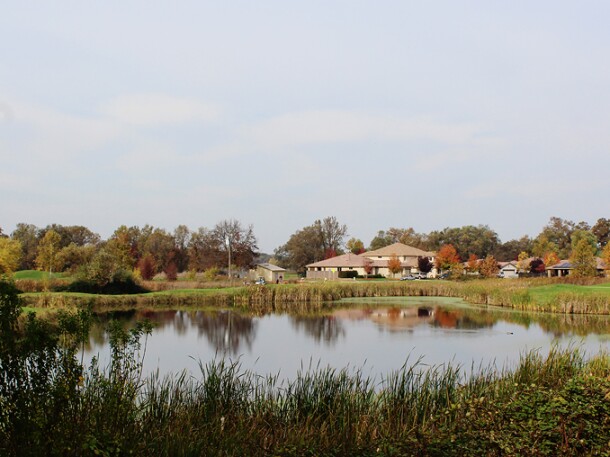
[60,276,148,295]
[338,271,358,279]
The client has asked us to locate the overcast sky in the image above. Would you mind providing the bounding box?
[2,1,609,252]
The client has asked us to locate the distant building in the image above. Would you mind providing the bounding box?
[306,243,436,280]
[251,263,286,283]
[546,258,606,277]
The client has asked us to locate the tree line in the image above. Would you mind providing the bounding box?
[274,216,610,276]
[1,216,609,279]
[0,220,258,284]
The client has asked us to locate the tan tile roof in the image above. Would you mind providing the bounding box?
[364,243,434,258]
[307,253,369,268]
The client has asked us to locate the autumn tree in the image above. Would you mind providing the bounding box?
[387,254,402,278]
[188,227,220,271]
[543,251,560,269]
[418,256,433,274]
[435,244,461,271]
[517,251,530,273]
[363,257,374,276]
[317,217,348,254]
[213,219,259,269]
[0,238,22,275]
[530,258,546,275]
[479,255,499,278]
[346,238,365,254]
[35,230,62,274]
[465,254,479,273]
[173,225,191,272]
[138,253,156,280]
[601,243,610,277]
[570,238,597,277]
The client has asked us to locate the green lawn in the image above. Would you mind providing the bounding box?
[13,270,69,280]
[529,282,610,304]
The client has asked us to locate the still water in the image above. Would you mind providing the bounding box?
[85,297,610,381]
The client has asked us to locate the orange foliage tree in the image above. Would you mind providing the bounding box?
[435,244,461,270]
[479,255,499,278]
[387,254,402,278]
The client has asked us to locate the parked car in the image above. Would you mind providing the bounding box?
[254,277,266,285]
[400,275,416,281]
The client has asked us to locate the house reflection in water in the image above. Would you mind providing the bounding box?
[332,307,492,332]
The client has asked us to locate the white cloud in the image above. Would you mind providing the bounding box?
[101,93,219,126]
[245,110,484,150]
[8,100,121,161]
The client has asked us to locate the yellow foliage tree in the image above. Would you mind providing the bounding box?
[0,238,22,275]
[36,230,62,274]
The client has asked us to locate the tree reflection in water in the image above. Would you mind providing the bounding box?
[290,316,346,345]
[190,310,257,355]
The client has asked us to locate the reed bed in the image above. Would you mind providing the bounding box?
[3,280,610,456]
[4,347,610,456]
[19,277,610,316]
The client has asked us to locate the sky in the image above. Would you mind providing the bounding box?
[1,1,609,253]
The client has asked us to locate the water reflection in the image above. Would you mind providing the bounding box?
[84,298,610,380]
[290,316,345,344]
[92,310,258,356]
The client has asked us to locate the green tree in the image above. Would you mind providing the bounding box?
[592,218,610,249]
[276,217,347,273]
[532,234,559,259]
[427,225,499,261]
[0,238,22,275]
[56,243,96,274]
[570,238,597,278]
[570,230,598,255]
[538,217,588,259]
[35,230,62,273]
[10,223,39,270]
[494,236,533,261]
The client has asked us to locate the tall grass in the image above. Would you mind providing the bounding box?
[19,277,610,315]
[3,280,610,456]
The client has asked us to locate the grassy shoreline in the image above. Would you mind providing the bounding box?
[18,277,610,315]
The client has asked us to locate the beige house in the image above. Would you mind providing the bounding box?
[250,263,287,283]
[546,258,606,277]
[306,243,437,279]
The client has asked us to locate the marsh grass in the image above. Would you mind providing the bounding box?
[3,276,610,456]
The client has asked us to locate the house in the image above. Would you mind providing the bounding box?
[250,263,287,283]
[497,261,519,278]
[306,253,377,280]
[546,258,606,277]
[306,243,437,279]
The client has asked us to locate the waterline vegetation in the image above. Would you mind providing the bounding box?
[18,277,610,316]
[2,280,610,456]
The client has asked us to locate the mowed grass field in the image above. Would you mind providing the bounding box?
[529,282,610,304]
[12,270,70,280]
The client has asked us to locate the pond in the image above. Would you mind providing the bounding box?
[85,297,610,381]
